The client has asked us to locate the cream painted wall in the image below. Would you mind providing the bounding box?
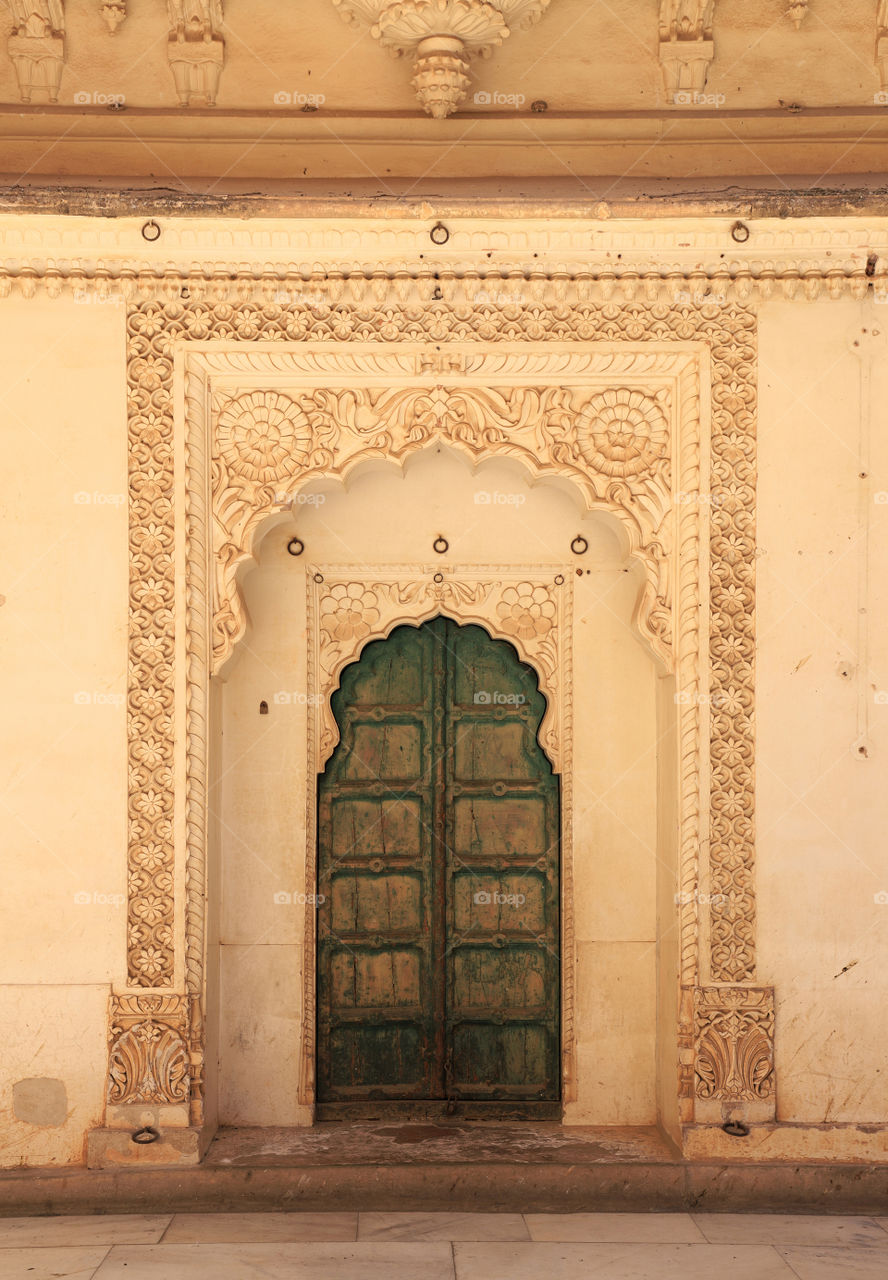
[0,297,128,1166]
[756,299,888,1124]
[3,264,888,1166]
[216,447,659,1126]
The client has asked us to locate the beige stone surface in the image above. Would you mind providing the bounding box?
[358,1213,529,1240]
[451,1242,799,1279]
[755,301,888,1126]
[164,1213,357,1242]
[525,1214,706,1242]
[91,1242,456,1279]
[0,1249,111,1279]
[0,1217,170,1246]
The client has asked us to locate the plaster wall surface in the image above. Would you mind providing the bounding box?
[755,300,888,1125]
[0,297,127,1166]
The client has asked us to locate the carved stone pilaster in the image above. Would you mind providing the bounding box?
[659,1,717,101]
[692,985,776,1123]
[7,2,65,103]
[167,1,224,107]
[330,1,553,118]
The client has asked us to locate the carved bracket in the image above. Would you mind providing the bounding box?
[167,1,224,106]
[659,0,717,100]
[787,0,808,27]
[7,1,65,103]
[101,1,126,33]
[692,985,776,1122]
[330,0,554,117]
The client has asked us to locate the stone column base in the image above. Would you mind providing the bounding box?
[86,1122,215,1169]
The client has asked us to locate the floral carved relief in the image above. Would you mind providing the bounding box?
[210,381,675,676]
[118,291,760,1118]
[693,986,775,1109]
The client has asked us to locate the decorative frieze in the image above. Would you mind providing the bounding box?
[211,379,675,673]
[330,0,554,117]
[7,1,65,103]
[167,1,225,106]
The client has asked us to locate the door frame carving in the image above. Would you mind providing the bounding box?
[108,294,770,1132]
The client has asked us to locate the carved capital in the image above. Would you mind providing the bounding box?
[330,0,553,117]
[787,0,808,27]
[692,985,775,1122]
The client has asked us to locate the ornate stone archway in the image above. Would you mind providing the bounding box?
[99,288,769,1157]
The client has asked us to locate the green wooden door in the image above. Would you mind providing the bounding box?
[317,617,560,1116]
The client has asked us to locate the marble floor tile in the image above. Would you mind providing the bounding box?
[164,1212,358,1243]
[0,1247,110,1280]
[359,1212,529,1241]
[94,1242,455,1279]
[692,1214,886,1247]
[0,1217,171,1247]
[525,1213,707,1242]
[453,1241,797,1279]
[777,1245,888,1279]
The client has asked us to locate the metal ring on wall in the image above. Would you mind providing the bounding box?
[430,222,450,245]
[571,535,589,555]
[433,535,449,554]
[132,1126,160,1144]
[287,537,305,557]
[730,220,750,243]
[141,220,161,242]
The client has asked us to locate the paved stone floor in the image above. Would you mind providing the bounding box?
[0,1212,886,1278]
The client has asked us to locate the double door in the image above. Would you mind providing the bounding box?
[316,617,560,1114]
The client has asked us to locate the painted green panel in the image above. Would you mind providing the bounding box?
[331,873,423,934]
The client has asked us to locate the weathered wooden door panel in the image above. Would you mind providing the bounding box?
[317,617,560,1109]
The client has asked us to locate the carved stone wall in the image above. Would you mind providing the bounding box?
[117,285,766,1125]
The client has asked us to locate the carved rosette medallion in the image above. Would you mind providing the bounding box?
[576,387,669,478]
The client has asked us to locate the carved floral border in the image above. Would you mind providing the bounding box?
[121,292,759,1118]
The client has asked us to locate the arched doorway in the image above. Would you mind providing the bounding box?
[316,617,561,1118]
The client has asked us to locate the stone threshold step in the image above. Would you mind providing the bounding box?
[1,1161,887,1217]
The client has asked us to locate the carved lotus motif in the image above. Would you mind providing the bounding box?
[496,582,555,640]
[577,388,669,479]
[217,392,312,484]
[320,583,382,643]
